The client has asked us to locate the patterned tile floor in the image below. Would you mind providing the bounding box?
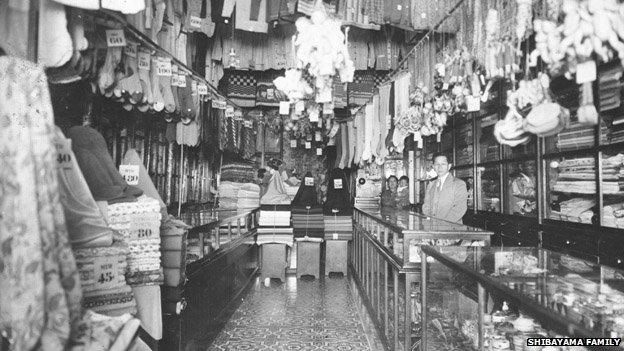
[206,274,384,351]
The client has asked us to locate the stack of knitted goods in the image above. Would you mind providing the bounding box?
[221,163,257,183]
[603,202,624,228]
[324,215,353,241]
[160,215,191,287]
[237,183,261,209]
[259,204,292,227]
[74,244,137,316]
[105,195,164,286]
[218,181,242,209]
[292,207,324,239]
[556,121,608,151]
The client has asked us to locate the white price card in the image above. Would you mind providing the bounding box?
[212,99,227,109]
[316,147,323,156]
[305,141,312,149]
[156,58,172,76]
[125,43,138,58]
[94,256,118,289]
[177,74,187,87]
[305,177,315,186]
[295,100,305,113]
[244,120,253,128]
[334,179,343,189]
[333,233,339,240]
[576,60,597,84]
[190,15,203,28]
[279,101,290,115]
[290,140,297,148]
[436,133,441,143]
[197,83,208,95]
[119,165,140,185]
[315,131,322,141]
[105,29,127,47]
[309,108,319,122]
[54,142,73,170]
[323,102,334,115]
[138,51,151,70]
[466,96,481,112]
[225,106,235,118]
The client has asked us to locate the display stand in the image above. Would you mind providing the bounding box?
[296,239,321,279]
[260,243,288,284]
[325,240,349,276]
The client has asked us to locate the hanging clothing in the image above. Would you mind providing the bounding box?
[0,55,82,351]
[292,172,319,207]
[222,0,268,33]
[353,112,365,165]
[376,83,391,164]
[361,103,374,162]
[260,169,291,205]
[370,94,381,160]
[392,72,411,153]
[324,168,352,215]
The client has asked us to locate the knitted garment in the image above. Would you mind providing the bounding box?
[222,0,268,33]
[339,123,349,169]
[256,71,282,106]
[370,94,381,159]
[392,72,411,153]
[353,112,365,165]
[292,172,319,207]
[361,103,374,162]
[377,83,391,163]
[324,168,353,215]
[347,121,356,166]
[225,70,258,107]
[333,76,348,108]
[334,126,343,169]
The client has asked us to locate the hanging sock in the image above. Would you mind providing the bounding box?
[347,120,356,167]
[178,75,196,123]
[101,0,146,14]
[68,9,88,66]
[185,0,215,37]
[353,112,365,165]
[376,83,391,164]
[339,123,349,169]
[39,0,73,67]
[370,94,381,160]
[117,44,144,104]
[150,0,166,42]
[150,57,166,112]
[137,49,154,107]
[361,103,374,162]
[98,47,122,95]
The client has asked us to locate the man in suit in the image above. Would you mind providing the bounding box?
[422,153,468,223]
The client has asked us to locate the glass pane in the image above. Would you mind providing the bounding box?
[546,156,596,224]
[425,135,438,160]
[454,117,473,167]
[503,135,537,160]
[455,167,474,210]
[441,127,453,160]
[544,115,601,153]
[479,165,501,212]
[478,113,499,163]
[602,153,624,228]
[505,161,537,217]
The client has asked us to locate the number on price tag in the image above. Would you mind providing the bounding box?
[290,139,297,148]
[333,233,339,240]
[315,131,322,141]
[212,99,227,109]
[576,60,597,84]
[233,110,243,120]
[267,88,275,100]
[466,96,481,112]
[138,51,151,70]
[198,83,208,95]
[279,101,290,115]
[156,59,172,76]
[177,74,187,87]
[316,147,323,156]
[244,120,253,128]
[94,256,118,289]
[305,141,312,149]
[190,15,203,28]
[119,165,140,185]
[130,217,157,240]
[106,29,127,47]
[295,100,305,113]
[54,142,73,170]
[305,177,315,186]
[334,179,343,189]
[309,108,319,122]
[125,43,138,58]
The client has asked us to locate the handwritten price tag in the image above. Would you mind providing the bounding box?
[197,83,208,95]
[177,74,187,87]
[119,165,140,185]
[94,256,118,289]
[54,142,73,170]
[466,96,481,112]
[305,177,315,186]
[190,15,202,28]
[212,99,227,109]
[316,147,323,156]
[334,179,343,189]
[315,131,322,141]
[138,51,151,70]
[309,108,319,122]
[156,58,172,76]
[333,233,339,240]
[305,141,312,149]
[244,120,253,128]
[130,217,158,240]
[125,43,138,58]
[323,102,334,115]
[290,139,297,148]
[279,101,290,115]
[106,29,127,47]
[225,106,235,118]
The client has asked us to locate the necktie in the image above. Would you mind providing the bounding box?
[437,179,442,189]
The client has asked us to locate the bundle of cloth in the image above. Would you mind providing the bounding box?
[603,202,624,228]
[323,168,353,215]
[553,155,624,195]
[217,181,246,209]
[104,195,164,286]
[221,163,257,183]
[74,244,137,316]
[256,227,295,246]
[324,215,353,241]
[237,183,261,209]
[259,204,292,227]
[258,170,293,246]
[556,122,608,151]
[291,172,324,239]
[550,197,595,224]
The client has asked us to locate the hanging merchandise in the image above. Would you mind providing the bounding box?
[261,168,292,205]
[493,107,531,146]
[273,69,314,102]
[323,168,352,215]
[506,73,550,111]
[221,0,269,33]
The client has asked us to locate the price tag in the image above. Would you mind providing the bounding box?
[233,110,243,120]
[119,165,140,185]
[466,96,481,112]
[177,74,187,87]
[225,105,235,118]
[105,29,127,47]
[244,120,253,128]
[138,51,151,70]
[94,256,118,289]
[334,179,343,189]
[442,83,449,90]
[295,100,305,113]
[55,142,73,170]
[290,139,297,148]
[309,108,319,122]
[305,177,315,186]
[316,147,323,156]
[333,233,338,240]
[436,133,441,143]
[125,43,138,58]
[323,102,334,115]
[197,83,208,95]
[417,138,423,149]
[279,101,290,115]
[576,60,597,84]
[130,218,157,240]
[212,99,227,109]
[156,58,172,76]
[305,141,312,149]
[315,131,322,141]
[190,15,203,28]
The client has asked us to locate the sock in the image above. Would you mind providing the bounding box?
[137,49,153,105]
[118,47,143,104]
[38,0,73,67]
[185,0,216,37]
[150,0,166,42]
[98,47,122,94]
[150,57,165,112]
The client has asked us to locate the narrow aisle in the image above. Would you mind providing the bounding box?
[207,275,383,351]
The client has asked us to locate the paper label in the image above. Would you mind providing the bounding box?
[119,165,140,185]
[323,103,334,115]
[466,96,481,112]
[106,29,127,47]
[315,131,322,141]
[295,100,305,113]
[212,99,227,109]
[309,108,320,122]
[125,43,138,58]
[333,233,338,240]
[334,179,343,189]
[94,256,118,289]
[417,138,423,149]
[197,83,208,95]
[190,15,203,28]
[442,83,449,90]
[156,58,172,76]
[305,177,315,186]
[279,101,290,115]
[177,74,187,87]
[436,133,441,143]
[290,139,297,148]
[138,51,151,70]
[316,147,323,155]
[244,120,253,128]
[305,141,312,149]
[576,60,597,84]
[233,110,243,120]
[130,218,157,240]
[225,106,235,118]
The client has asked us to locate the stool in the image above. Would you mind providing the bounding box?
[325,240,349,276]
[260,243,288,284]
[296,240,321,279]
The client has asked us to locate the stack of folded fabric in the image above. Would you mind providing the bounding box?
[455,124,473,165]
[256,226,295,246]
[221,163,257,183]
[237,183,261,209]
[259,204,292,226]
[354,197,381,208]
[355,175,381,209]
[105,195,164,286]
[218,181,242,209]
[609,115,624,144]
[553,155,624,195]
[324,215,353,241]
[603,202,624,228]
[550,198,595,223]
[257,170,294,246]
[74,244,138,316]
[599,65,623,112]
[292,207,324,239]
[557,121,608,151]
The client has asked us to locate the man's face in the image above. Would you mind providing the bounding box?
[388,178,398,192]
[433,156,451,177]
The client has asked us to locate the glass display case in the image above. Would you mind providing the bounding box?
[478,114,500,163]
[455,117,474,167]
[546,156,596,224]
[505,161,537,217]
[441,126,454,161]
[420,245,624,350]
[544,114,603,154]
[479,165,501,213]
[503,136,537,160]
[601,152,624,229]
[455,167,475,210]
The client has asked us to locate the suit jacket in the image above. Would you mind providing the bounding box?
[422,174,468,223]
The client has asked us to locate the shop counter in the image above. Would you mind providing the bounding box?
[351,207,493,351]
[419,246,624,350]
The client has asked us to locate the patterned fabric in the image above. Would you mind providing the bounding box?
[0,56,82,350]
[225,70,258,107]
[256,71,284,107]
[347,70,390,106]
